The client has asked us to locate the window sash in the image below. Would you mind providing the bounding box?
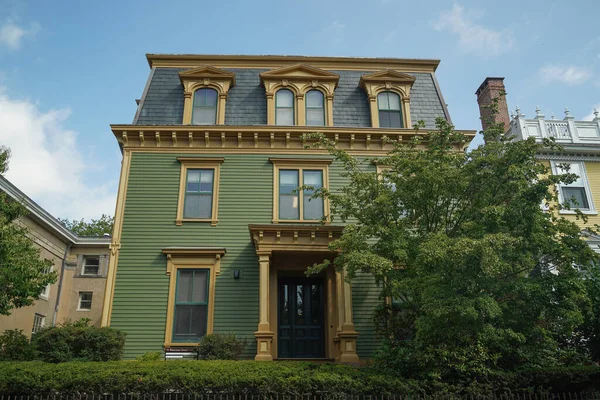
[554,162,593,212]
[79,292,93,310]
[561,186,590,210]
[278,168,325,221]
[32,314,45,333]
[192,89,218,125]
[173,269,209,342]
[184,169,214,219]
[306,90,325,126]
[276,90,295,125]
[83,257,100,275]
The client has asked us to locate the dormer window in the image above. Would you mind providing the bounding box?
[178,66,235,125]
[260,64,339,126]
[306,90,325,126]
[193,88,218,125]
[360,70,416,128]
[276,89,295,125]
[377,92,403,128]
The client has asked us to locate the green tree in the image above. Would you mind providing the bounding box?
[0,146,56,315]
[58,214,113,237]
[304,109,598,380]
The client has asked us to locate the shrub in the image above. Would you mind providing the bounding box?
[136,351,162,361]
[197,333,246,360]
[0,360,420,396]
[31,319,126,362]
[0,330,36,361]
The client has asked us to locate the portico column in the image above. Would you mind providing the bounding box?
[336,270,359,364]
[255,252,274,361]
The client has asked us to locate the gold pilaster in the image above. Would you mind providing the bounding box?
[255,252,274,361]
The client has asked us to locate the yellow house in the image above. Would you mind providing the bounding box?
[476,77,600,252]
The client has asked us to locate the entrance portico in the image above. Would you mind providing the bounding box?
[248,224,359,363]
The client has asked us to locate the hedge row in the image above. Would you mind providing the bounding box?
[0,361,420,396]
[1,361,600,396]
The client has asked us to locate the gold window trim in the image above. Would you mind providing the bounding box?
[260,64,339,127]
[162,247,226,348]
[359,70,416,128]
[179,66,236,125]
[269,158,332,224]
[176,157,224,226]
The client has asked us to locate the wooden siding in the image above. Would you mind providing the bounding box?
[111,152,380,359]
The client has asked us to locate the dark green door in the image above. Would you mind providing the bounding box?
[278,278,325,358]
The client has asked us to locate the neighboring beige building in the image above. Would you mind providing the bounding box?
[0,175,111,337]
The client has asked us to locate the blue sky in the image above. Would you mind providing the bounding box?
[0,0,599,220]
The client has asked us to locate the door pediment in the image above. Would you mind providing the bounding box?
[248,224,342,254]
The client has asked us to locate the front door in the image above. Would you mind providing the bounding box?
[278,278,325,358]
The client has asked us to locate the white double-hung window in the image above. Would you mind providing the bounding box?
[552,161,595,213]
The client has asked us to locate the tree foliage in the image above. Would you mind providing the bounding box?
[58,214,113,237]
[0,147,56,315]
[304,104,599,379]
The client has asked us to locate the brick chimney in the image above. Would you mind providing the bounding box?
[475,77,510,132]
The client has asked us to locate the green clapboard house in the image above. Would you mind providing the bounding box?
[103,54,474,361]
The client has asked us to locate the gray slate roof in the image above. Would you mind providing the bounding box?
[135,68,448,128]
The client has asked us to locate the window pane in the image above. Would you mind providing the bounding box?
[280,170,299,193]
[276,90,294,107]
[303,170,323,188]
[276,108,294,125]
[306,109,325,126]
[184,194,212,219]
[280,194,300,219]
[192,271,208,303]
[377,92,389,110]
[562,187,589,209]
[177,270,193,302]
[306,90,324,108]
[85,257,100,266]
[388,93,401,110]
[174,305,192,337]
[186,170,201,192]
[191,305,208,338]
[192,107,216,125]
[199,170,214,193]
[194,88,217,107]
[304,196,324,220]
[379,111,391,128]
[388,111,402,128]
[560,163,584,186]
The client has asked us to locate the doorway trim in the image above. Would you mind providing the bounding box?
[248,224,359,363]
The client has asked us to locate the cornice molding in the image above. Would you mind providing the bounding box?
[536,153,600,162]
[146,54,441,73]
[248,224,343,254]
[111,125,475,154]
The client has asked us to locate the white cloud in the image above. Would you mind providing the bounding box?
[539,65,592,85]
[433,4,514,57]
[0,20,40,50]
[583,104,600,121]
[0,89,116,220]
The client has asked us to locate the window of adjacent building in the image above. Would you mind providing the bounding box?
[306,90,325,126]
[173,269,209,342]
[378,92,403,128]
[184,169,214,219]
[82,256,100,276]
[39,266,52,299]
[276,89,295,126]
[192,88,218,125]
[554,162,594,212]
[32,313,45,334]
[78,292,93,311]
[278,169,325,221]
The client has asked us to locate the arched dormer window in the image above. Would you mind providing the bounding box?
[192,88,218,125]
[377,92,403,128]
[276,89,295,125]
[306,90,325,126]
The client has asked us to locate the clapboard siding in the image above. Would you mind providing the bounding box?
[111,152,381,359]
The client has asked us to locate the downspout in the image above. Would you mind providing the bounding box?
[52,242,72,326]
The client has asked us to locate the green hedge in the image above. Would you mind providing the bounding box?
[1,361,600,396]
[0,361,420,396]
